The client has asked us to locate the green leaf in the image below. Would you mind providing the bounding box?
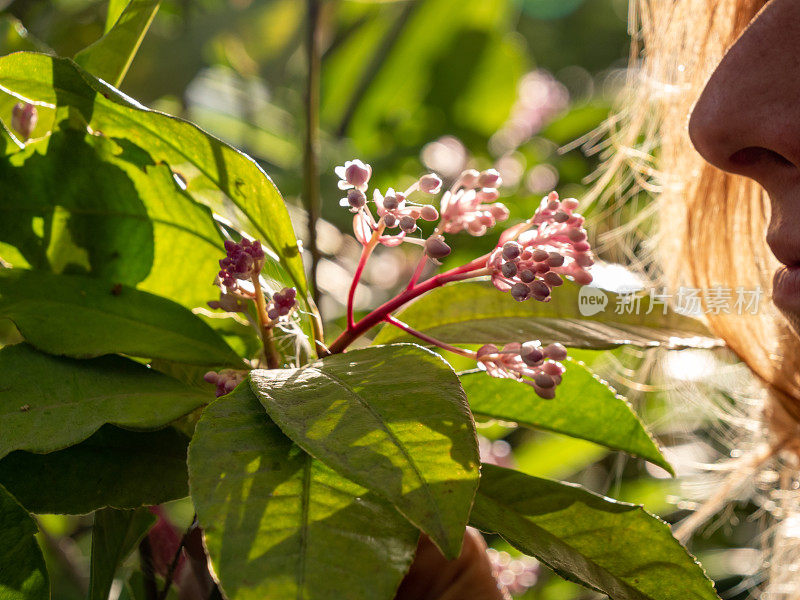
[249,343,479,559]
[373,281,718,349]
[0,343,209,459]
[188,386,419,600]
[0,425,190,514]
[0,52,306,296]
[0,484,48,600]
[0,129,228,310]
[75,0,160,88]
[105,0,130,33]
[462,359,672,474]
[89,507,156,600]
[0,270,241,365]
[470,465,720,600]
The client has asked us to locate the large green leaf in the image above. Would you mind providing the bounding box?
[470,465,719,600]
[75,0,160,88]
[0,343,210,459]
[0,426,190,514]
[0,484,48,600]
[188,386,419,600]
[0,52,306,296]
[89,507,156,600]
[462,359,672,473]
[373,281,718,349]
[0,270,241,365]
[249,343,479,559]
[0,129,227,310]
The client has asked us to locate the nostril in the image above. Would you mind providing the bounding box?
[729,146,795,169]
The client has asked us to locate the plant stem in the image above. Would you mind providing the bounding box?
[139,537,158,600]
[384,315,476,358]
[347,221,385,329]
[328,255,489,354]
[157,516,197,600]
[250,275,281,368]
[304,0,322,309]
[406,254,428,290]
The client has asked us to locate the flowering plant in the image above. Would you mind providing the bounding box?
[0,4,723,600]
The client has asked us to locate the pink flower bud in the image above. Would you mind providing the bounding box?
[399,216,417,233]
[562,198,579,211]
[460,169,480,188]
[420,205,439,221]
[384,214,398,228]
[478,169,502,188]
[501,262,518,278]
[203,371,218,383]
[419,174,443,194]
[347,189,366,209]
[543,343,567,361]
[510,282,529,301]
[476,188,499,202]
[553,210,569,223]
[543,271,563,287]
[518,269,535,283]
[532,249,549,262]
[568,228,587,242]
[424,235,451,259]
[345,161,371,187]
[489,204,510,220]
[383,195,399,210]
[12,103,37,140]
[502,241,521,260]
[547,252,564,267]
[534,372,555,389]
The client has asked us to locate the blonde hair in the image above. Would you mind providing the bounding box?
[591,0,800,427]
[588,1,800,596]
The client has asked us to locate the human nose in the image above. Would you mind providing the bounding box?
[688,0,800,189]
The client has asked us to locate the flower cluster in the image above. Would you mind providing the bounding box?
[267,287,297,321]
[477,341,567,399]
[203,369,247,397]
[12,102,37,140]
[439,168,509,236]
[489,192,592,302]
[218,238,265,289]
[487,548,539,597]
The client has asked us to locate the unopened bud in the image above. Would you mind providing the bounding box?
[419,174,443,194]
[420,205,439,221]
[529,280,550,299]
[510,282,529,302]
[12,103,37,140]
[500,262,517,278]
[532,249,549,262]
[502,242,521,260]
[347,189,366,209]
[553,210,569,223]
[478,169,502,188]
[520,342,544,366]
[562,198,579,211]
[399,216,417,233]
[543,271,563,287]
[345,160,371,187]
[518,269,535,283]
[543,343,568,361]
[424,235,451,259]
[383,195,399,211]
[568,228,587,242]
[489,203,510,220]
[460,169,480,188]
[547,252,564,267]
[476,188,499,202]
[384,214,398,228]
[534,372,555,389]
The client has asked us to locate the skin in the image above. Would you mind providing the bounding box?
[394,529,508,600]
[689,0,800,331]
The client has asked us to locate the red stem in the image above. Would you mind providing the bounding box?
[406,254,428,290]
[328,254,489,354]
[347,222,384,329]
[384,315,476,358]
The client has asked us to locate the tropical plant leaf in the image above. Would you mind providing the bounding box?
[462,359,672,473]
[0,51,306,296]
[89,507,156,600]
[0,343,210,459]
[0,270,242,366]
[0,484,48,600]
[0,426,190,514]
[0,129,227,310]
[188,385,419,600]
[470,464,719,600]
[373,281,718,349]
[249,343,479,559]
[75,0,160,87]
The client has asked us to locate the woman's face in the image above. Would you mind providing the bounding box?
[689,0,800,332]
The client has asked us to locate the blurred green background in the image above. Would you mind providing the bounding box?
[0,0,759,598]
